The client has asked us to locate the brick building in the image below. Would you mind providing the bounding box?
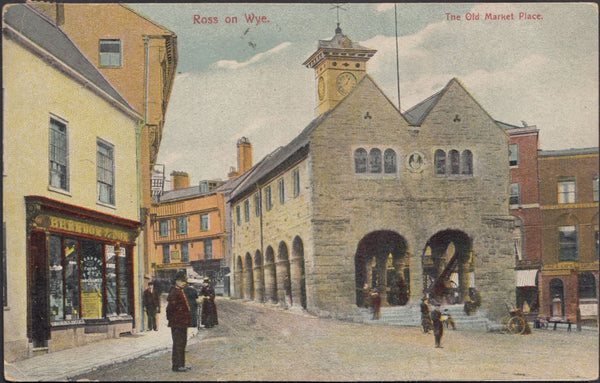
[500,122,543,315]
[538,148,599,324]
[228,26,515,322]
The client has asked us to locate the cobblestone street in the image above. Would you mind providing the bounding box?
[73,298,598,381]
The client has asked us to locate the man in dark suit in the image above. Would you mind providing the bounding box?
[431,302,444,348]
[166,271,191,372]
[143,281,160,331]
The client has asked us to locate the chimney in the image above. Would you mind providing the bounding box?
[228,166,239,180]
[237,137,253,174]
[171,171,190,190]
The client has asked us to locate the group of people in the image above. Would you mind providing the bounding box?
[420,297,456,348]
[143,270,219,373]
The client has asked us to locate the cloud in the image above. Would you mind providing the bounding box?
[214,42,292,69]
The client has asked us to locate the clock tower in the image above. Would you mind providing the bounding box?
[303,24,377,115]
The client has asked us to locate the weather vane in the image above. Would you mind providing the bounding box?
[329,3,348,26]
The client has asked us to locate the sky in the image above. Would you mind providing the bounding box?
[127,2,599,187]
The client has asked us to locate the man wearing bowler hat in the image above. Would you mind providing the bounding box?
[166,270,191,372]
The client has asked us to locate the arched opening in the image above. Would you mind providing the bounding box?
[354,230,409,307]
[422,230,472,304]
[244,252,254,300]
[550,278,565,317]
[277,241,292,306]
[292,236,307,309]
[264,246,277,304]
[253,250,265,303]
[235,255,244,299]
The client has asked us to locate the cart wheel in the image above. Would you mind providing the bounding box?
[500,314,511,332]
[508,316,526,335]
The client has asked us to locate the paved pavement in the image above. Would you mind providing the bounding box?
[3,299,205,382]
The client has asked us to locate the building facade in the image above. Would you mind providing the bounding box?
[229,26,515,322]
[3,4,142,361]
[538,148,599,325]
[31,2,179,307]
[501,122,543,316]
[150,172,228,290]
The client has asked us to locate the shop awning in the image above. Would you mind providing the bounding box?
[516,269,539,287]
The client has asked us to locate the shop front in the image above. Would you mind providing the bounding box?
[26,196,140,352]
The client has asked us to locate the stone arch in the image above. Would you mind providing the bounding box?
[264,246,277,303]
[243,252,254,300]
[354,230,409,307]
[556,212,580,226]
[235,255,244,299]
[277,241,292,306]
[291,236,307,309]
[422,229,472,303]
[550,278,565,317]
[253,250,265,303]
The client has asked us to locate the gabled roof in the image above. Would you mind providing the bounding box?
[539,147,598,157]
[3,4,134,111]
[228,74,403,203]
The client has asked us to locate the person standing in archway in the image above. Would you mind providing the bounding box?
[370,288,381,320]
[420,297,433,333]
[431,302,444,348]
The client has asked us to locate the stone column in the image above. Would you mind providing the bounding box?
[290,257,305,308]
[244,267,254,300]
[253,265,264,303]
[264,262,277,304]
[234,267,243,299]
[276,260,290,306]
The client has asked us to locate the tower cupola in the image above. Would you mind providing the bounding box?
[303,24,377,115]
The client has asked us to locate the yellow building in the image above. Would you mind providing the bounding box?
[31,2,179,297]
[3,4,142,361]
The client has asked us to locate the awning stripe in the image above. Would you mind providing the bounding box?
[516,269,538,287]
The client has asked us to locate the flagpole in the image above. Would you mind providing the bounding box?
[394,3,401,111]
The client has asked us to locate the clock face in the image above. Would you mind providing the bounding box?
[336,72,357,95]
[318,76,325,101]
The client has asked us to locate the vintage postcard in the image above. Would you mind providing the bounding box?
[3,2,598,381]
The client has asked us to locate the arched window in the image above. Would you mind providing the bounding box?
[449,150,460,174]
[383,149,397,173]
[461,150,473,175]
[369,148,382,173]
[354,148,367,173]
[434,150,446,175]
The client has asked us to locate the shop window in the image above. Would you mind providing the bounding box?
[117,247,129,314]
[99,39,122,67]
[449,150,460,174]
[181,243,190,263]
[558,226,579,261]
[49,118,69,191]
[461,150,473,175]
[293,169,300,197]
[435,150,446,175]
[510,183,521,205]
[163,245,170,264]
[383,149,397,174]
[354,148,367,173]
[201,214,210,231]
[558,179,576,204]
[80,240,104,319]
[64,238,79,318]
[177,217,188,235]
[265,186,272,211]
[205,240,213,260]
[254,194,261,216]
[509,143,518,166]
[369,148,382,173]
[105,245,118,315]
[278,178,285,205]
[49,235,64,321]
[159,220,169,237]
[97,140,115,205]
[244,200,250,222]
